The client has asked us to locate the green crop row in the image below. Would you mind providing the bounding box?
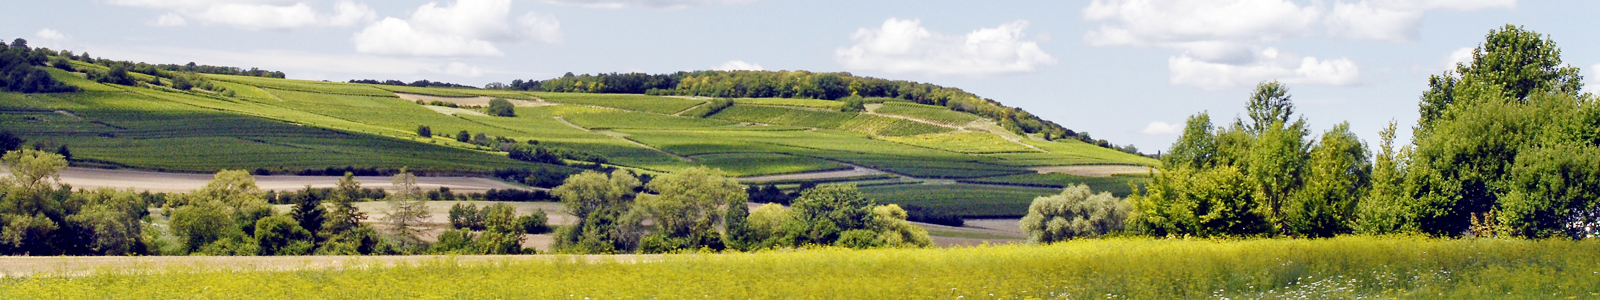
[874,102,981,125]
[531,92,704,114]
[879,131,1037,154]
[689,152,851,176]
[957,173,1147,198]
[861,183,1060,218]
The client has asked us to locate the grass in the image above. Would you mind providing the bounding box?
[561,111,737,130]
[874,102,981,125]
[8,237,1595,299]
[531,92,704,114]
[733,98,844,110]
[880,131,1036,154]
[958,173,1147,198]
[861,184,1060,218]
[689,153,851,176]
[710,105,857,129]
[207,75,393,97]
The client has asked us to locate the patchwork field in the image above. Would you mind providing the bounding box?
[3,71,1159,218]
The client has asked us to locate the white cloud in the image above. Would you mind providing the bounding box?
[1140,121,1183,135]
[1169,47,1359,90]
[713,60,764,71]
[352,18,504,57]
[1083,0,1322,50]
[109,0,374,30]
[35,28,70,42]
[85,45,450,78]
[537,0,753,9]
[1587,63,1600,95]
[1325,0,1515,42]
[1444,47,1474,70]
[155,13,188,26]
[835,18,1056,77]
[352,0,561,57]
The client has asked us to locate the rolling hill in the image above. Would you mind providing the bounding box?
[0,51,1157,218]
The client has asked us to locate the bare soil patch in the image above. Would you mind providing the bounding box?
[1030,165,1156,178]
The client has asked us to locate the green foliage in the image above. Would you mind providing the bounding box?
[1420,25,1583,127]
[552,170,641,254]
[637,166,744,252]
[791,184,875,246]
[1020,184,1129,243]
[415,125,431,138]
[288,186,326,243]
[486,98,516,117]
[1284,123,1370,237]
[169,199,240,254]
[382,169,430,252]
[253,215,312,256]
[839,95,866,112]
[518,209,550,234]
[1128,165,1265,237]
[867,204,931,248]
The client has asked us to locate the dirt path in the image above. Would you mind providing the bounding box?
[670,101,709,116]
[0,167,531,193]
[1030,165,1156,177]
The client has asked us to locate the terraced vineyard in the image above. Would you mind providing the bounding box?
[4,69,1157,217]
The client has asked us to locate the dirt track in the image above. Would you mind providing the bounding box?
[1,167,531,193]
[395,93,548,107]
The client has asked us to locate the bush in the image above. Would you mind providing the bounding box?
[900,205,964,227]
[448,203,485,230]
[254,215,312,255]
[487,98,516,117]
[416,125,432,138]
[519,209,550,234]
[1020,184,1129,244]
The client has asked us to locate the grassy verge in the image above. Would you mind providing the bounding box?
[5,237,1597,299]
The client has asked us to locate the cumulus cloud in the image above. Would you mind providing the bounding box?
[1168,47,1359,90]
[537,0,753,9]
[1325,0,1515,42]
[714,60,764,71]
[35,28,70,42]
[109,0,374,30]
[1083,0,1321,55]
[835,18,1056,77]
[1140,121,1183,135]
[352,0,561,57]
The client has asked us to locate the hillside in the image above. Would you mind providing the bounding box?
[0,48,1157,218]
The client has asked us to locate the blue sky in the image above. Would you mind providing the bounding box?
[5,0,1598,152]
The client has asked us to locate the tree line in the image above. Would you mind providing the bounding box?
[1020,25,1600,243]
[0,38,76,93]
[349,79,476,89]
[501,70,1139,153]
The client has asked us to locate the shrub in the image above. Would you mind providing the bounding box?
[487,98,516,117]
[416,125,432,138]
[254,215,312,255]
[519,209,550,234]
[1020,184,1129,244]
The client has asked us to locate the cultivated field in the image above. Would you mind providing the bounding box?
[4,237,1595,299]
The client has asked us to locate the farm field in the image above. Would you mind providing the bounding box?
[3,69,1158,218]
[5,237,1596,299]
[861,184,1062,218]
[958,173,1147,197]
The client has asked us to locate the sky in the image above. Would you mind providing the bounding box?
[5,0,1600,153]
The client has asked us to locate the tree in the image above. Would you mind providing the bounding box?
[169,199,238,253]
[868,204,931,248]
[68,188,148,255]
[1419,24,1583,128]
[382,168,430,251]
[0,131,23,152]
[1162,113,1216,170]
[416,125,432,138]
[638,166,745,252]
[790,184,874,246]
[456,130,470,143]
[1353,122,1414,234]
[1283,123,1370,237]
[254,215,312,255]
[0,149,69,254]
[1019,184,1129,243]
[1241,81,1297,135]
[290,185,327,245]
[486,98,516,117]
[551,170,641,253]
[325,173,367,235]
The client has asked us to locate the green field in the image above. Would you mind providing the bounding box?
[862,184,1061,218]
[7,237,1595,299]
[874,102,981,125]
[959,173,1147,197]
[3,68,1158,217]
[689,152,851,176]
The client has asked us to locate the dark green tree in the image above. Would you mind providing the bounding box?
[486,98,516,117]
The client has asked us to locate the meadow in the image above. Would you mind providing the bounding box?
[5,237,1595,299]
